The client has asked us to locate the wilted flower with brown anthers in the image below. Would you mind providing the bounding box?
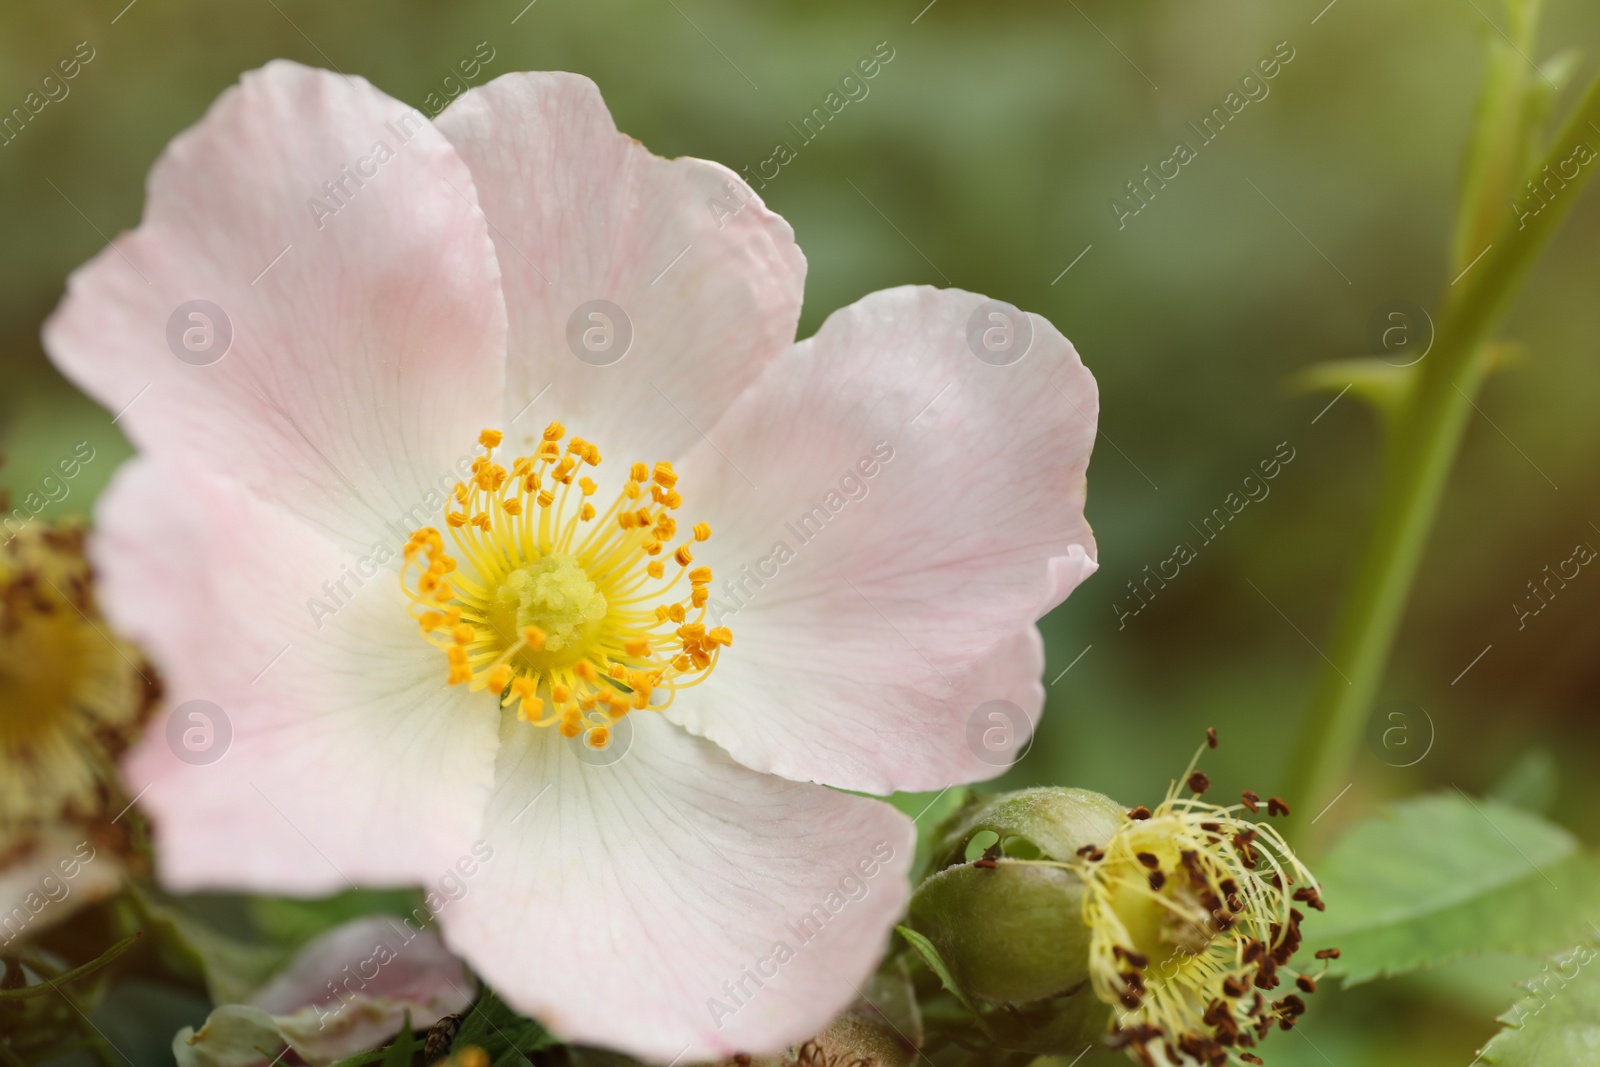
[1079,740,1328,1067]
[907,733,1333,1065]
[0,514,156,939]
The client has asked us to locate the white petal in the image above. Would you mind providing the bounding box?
[434,72,805,464]
[438,714,914,1062]
[100,458,499,893]
[44,60,506,553]
[671,287,1097,793]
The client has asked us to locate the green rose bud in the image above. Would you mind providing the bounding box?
[903,739,1335,1066]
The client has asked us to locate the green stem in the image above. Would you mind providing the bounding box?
[1283,66,1600,843]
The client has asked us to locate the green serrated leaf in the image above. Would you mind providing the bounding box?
[1307,792,1600,983]
[1480,938,1600,1065]
[381,1017,416,1067]
[452,988,557,1063]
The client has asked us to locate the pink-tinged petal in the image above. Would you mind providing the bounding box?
[438,715,914,1062]
[434,72,805,464]
[44,60,506,554]
[98,458,498,893]
[175,916,474,1067]
[670,286,1097,794]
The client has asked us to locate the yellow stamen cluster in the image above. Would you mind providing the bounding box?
[1078,741,1329,1067]
[400,425,730,749]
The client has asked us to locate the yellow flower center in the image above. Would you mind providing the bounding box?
[401,424,730,749]
[1079,757,1324,1066]
[0,523,150,838]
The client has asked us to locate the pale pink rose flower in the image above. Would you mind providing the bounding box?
[44,62,1096,1060]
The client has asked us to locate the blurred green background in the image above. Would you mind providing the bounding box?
[3,0,1599,1063]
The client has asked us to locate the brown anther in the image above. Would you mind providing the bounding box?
[1267,796,1291,816]
[1148,871,1166,891]
[1296,975,1317,994]
[1207,726,1218,748]
[1137,851,1161,869]
[1314,948,1341,960]
[1128,806,1152,820]
[1240,789,1261,813]
[1188,771,1211,795]
[1293,886,1326,912]
[1222,975,1249,998]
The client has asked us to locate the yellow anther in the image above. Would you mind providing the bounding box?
[516,696,543,722]
[418,610,444,632]
[630,462,649,482]
[537,490,554,508]
[479,428,504,449]
[580,503,595,521]
[487,664,513,693]
[647,561,665,579]
[543,421,566,441]
[644,541,663,556]
[664,490,682,509]
[574,660,598,683]
[524,626,547,651]
[625,638,652,657]
[579,477,597,496]
[588,726,611,749]
[551,683,572,703]
[653,462,678,488]
[693,522,711,542]
[708,627,733,647]
[674,544,694,567]
[691,587,708,607]
[678,622,706,641]
[688,566,712,584]
[667,604,686,623]
[454,483,469,504]
[446,511,468,528]
[453,624,475,645]
[655,516,677,539]
[559,718,581,739]
[503,499,523,516]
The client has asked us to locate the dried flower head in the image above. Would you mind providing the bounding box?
[1077,733,1334,1066]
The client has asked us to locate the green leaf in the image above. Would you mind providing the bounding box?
[452,988,557,1065]
[1307,792,1600,983]
[381,1017,416,1067]
[1480,938,1600,1065]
